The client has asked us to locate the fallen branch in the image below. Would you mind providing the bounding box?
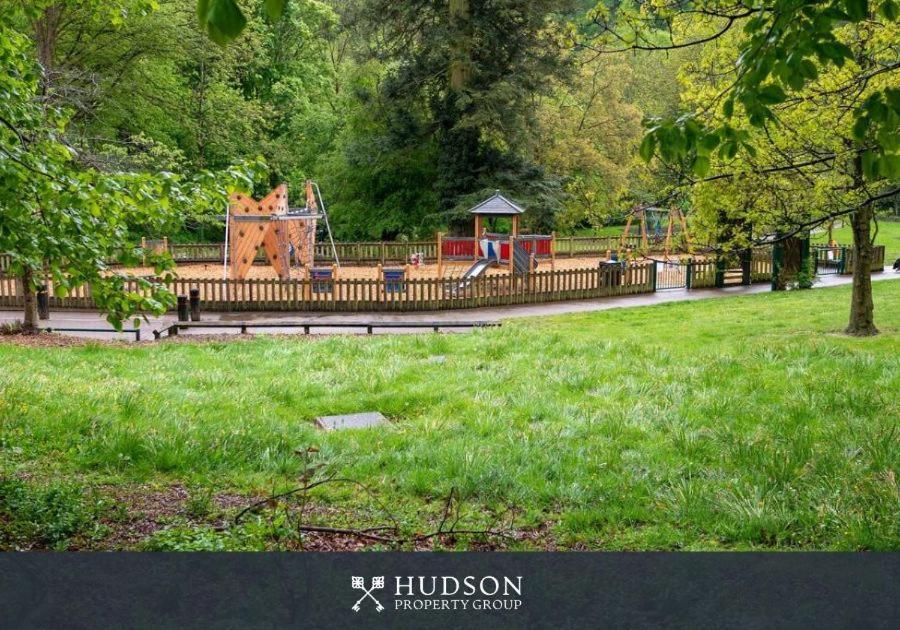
[234,466,518,548]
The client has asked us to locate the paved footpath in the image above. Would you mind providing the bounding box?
[1,272,897,341]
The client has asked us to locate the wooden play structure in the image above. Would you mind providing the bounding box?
[436,191,555,282]
[224,181,338,280]
[619,205,692,259]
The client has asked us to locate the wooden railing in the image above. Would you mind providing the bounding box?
[168,241,440,265]
[838,244,885,274]
[166,235,658,264]
[0,235,686,270]
[441,237,477,260]
[0,263,655,313]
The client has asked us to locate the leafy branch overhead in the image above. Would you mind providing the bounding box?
[587,0,900,182]
[0,17,262,330]
[197,0,285,43]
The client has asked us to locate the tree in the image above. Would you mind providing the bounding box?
[532,53,644,230]
[585,0,898,335]
[200,0,576,230]
[0,11,254,331]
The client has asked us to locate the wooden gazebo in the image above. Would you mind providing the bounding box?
[470,190,525,239]
[437,190,553,276]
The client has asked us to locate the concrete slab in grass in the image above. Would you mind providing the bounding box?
[315,412,388,431]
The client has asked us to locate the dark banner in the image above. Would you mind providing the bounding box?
[0,553,896,629]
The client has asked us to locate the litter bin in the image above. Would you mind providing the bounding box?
[600,260,624,287]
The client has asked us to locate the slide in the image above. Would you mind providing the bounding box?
[453,258,495,294]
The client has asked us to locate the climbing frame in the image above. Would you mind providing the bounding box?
[228,184,293,280]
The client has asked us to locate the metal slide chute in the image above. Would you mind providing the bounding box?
[453,258,496,294]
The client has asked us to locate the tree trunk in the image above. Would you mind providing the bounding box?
[21,268,39,334]
[449,0,471,91]
[33,4,62,95]
[845,203,877,336]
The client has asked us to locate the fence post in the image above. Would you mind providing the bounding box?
[741,249,752,286]
[331,263,338,304]
[177,295,189,322]
[650,261,657,291]
[377,263,383,299]
[36,284,50,320]
[685,258,693,290]
[715,259,725,288]
[189,288,201,321]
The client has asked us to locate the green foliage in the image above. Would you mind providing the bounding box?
[140,524,263,550]
[793,253,817,290]
[598,1,899,264]
[197,0,247,44]
[184,487,214,519]
[0,478,102,550]
[614,1,900,185]
[0,15,258,328]
[33,1,677,239]
[334,1,576,228]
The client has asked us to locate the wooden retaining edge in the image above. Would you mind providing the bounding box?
[154,320,502,339]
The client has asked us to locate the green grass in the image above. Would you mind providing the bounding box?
[569,225,625,237]
[1,282,898,550]
[812,219,900,262]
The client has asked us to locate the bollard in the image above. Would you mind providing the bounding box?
[177,295,189,322]
[36,284,50,320]
[189,288,201,321]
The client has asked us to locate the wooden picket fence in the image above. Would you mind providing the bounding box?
[0,275,21,308]
[841,244,885,274]
[0,263,655,313]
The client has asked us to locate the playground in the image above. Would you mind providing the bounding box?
[97,186,725,311]
[130,187,700,283]
[0,183,886,316]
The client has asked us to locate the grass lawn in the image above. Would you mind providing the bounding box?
[1,281,898,551]
[569,225,625,237]
[811,219,900,262]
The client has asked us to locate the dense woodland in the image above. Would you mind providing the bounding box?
[7,0,690,240]
[1,0,897,332]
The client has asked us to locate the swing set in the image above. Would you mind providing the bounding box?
[619,205,693,259]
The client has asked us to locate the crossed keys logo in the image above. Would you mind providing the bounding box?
[351,576,385,612]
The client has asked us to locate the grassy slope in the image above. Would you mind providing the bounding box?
[569,225,625,237]
[1,282,898,550]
